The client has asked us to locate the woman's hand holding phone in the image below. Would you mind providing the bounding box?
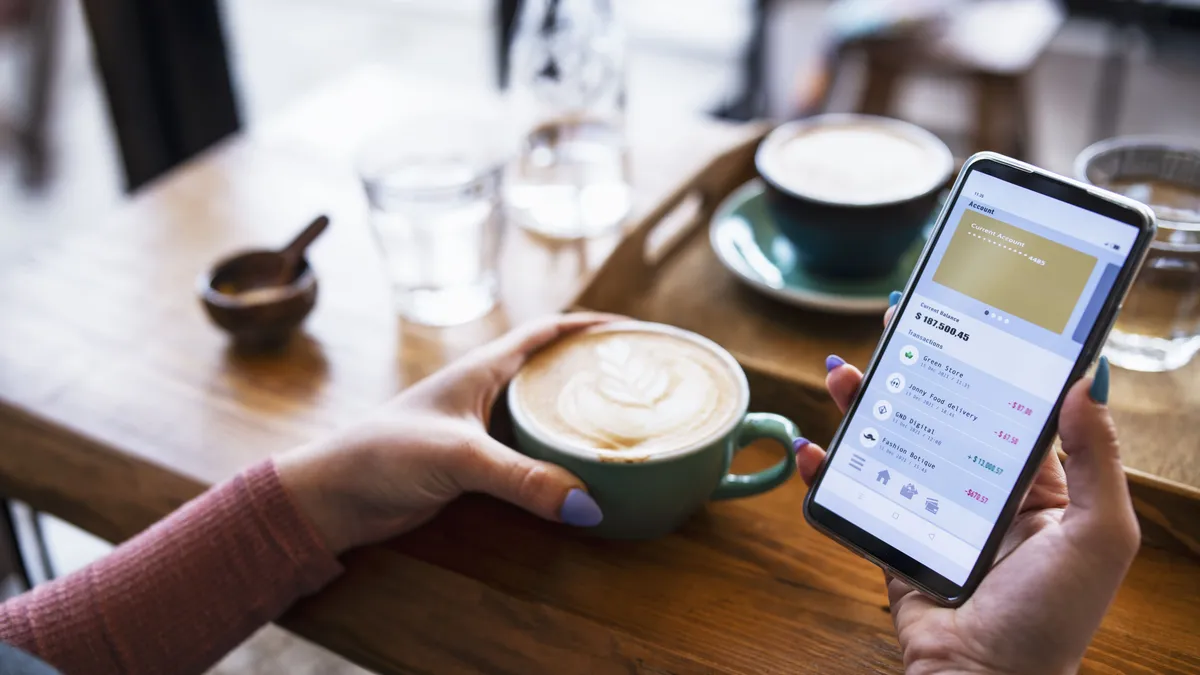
[797,307,1141,675]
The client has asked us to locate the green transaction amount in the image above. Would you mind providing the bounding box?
[967,454,1004,475]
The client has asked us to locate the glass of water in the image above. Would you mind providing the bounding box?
[1077,138,1200,371]
[505,0,632,240]
[360,117,507,326]
[1107,241,1200,371]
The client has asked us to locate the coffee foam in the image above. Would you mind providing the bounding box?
[765,123,945,204]
[513,329,743,454]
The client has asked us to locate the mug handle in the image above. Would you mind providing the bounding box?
[710,412,800,500]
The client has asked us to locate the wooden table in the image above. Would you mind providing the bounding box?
[1,67,1198,674]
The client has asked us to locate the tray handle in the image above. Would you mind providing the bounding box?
[574,130,766,313]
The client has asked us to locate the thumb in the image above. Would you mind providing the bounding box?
[1058,357,1140,552]
[452,435,604,527]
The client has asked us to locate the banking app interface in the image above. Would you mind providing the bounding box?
[813,171,1138,584]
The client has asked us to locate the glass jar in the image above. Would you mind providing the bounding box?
[504,0,631,240]
[1077,138,1200,372]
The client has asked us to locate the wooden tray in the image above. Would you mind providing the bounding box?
[572,133,1200,558]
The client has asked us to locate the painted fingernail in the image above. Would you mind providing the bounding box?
[825,355,845,372]
[889,290,902,307]
[793,437,811,452]
[1089,356,1110,404]
[560,489,603,527]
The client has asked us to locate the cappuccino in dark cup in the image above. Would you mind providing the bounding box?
[755,114,954,279]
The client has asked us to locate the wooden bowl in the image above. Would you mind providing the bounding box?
[198,251,318,349]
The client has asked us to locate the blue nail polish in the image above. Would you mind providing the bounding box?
[889,291,902,307]
[825,355,845,372]
[793,437,811,451]
[1089,356,1110,404]
[560,489,603,527]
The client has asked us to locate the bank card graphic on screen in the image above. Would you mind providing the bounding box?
[813,171,1138,585]
[933,211,1097,334]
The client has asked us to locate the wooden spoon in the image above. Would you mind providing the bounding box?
[273,215,330,287]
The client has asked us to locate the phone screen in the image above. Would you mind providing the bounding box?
[810,168,1141,586]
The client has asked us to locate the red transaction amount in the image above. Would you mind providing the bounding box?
[1008,401,1034,416]
[995,430,1019,445]
[965,489,989,504]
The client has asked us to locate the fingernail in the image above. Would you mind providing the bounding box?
[889,290,902,307]
[793,437,811,452]
[560,489,603,527]
[825,355,845,372]
[1089,356,1110,405]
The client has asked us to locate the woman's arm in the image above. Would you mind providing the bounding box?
[0,314,614,674]
[0,461,343,675]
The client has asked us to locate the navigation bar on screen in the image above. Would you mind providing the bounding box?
[961,172,1136,254]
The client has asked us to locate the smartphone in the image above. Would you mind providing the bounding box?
[802,152,1156,606]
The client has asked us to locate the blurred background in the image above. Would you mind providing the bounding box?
[4,0,1200,251]
[2,0,1199,672]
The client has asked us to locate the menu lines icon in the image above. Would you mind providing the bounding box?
[849,453,866,471]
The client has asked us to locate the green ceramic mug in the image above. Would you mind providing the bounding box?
[507,321,801,539]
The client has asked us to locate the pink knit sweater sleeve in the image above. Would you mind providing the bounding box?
[0,460,344,675]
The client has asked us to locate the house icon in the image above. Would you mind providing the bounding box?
[876,469,891,485]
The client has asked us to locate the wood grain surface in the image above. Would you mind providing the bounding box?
[0,67,1197,674]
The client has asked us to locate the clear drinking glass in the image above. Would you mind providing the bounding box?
[1105,238,1200,372]
[1077,139,1200,372]
[360,119,506,326]
[505,0,631,240]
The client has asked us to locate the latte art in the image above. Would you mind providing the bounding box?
[514,329,743,453]
[559,338,723,448]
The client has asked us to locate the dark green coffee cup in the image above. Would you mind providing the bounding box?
[508,322,800,539]
[755,114,953,279]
